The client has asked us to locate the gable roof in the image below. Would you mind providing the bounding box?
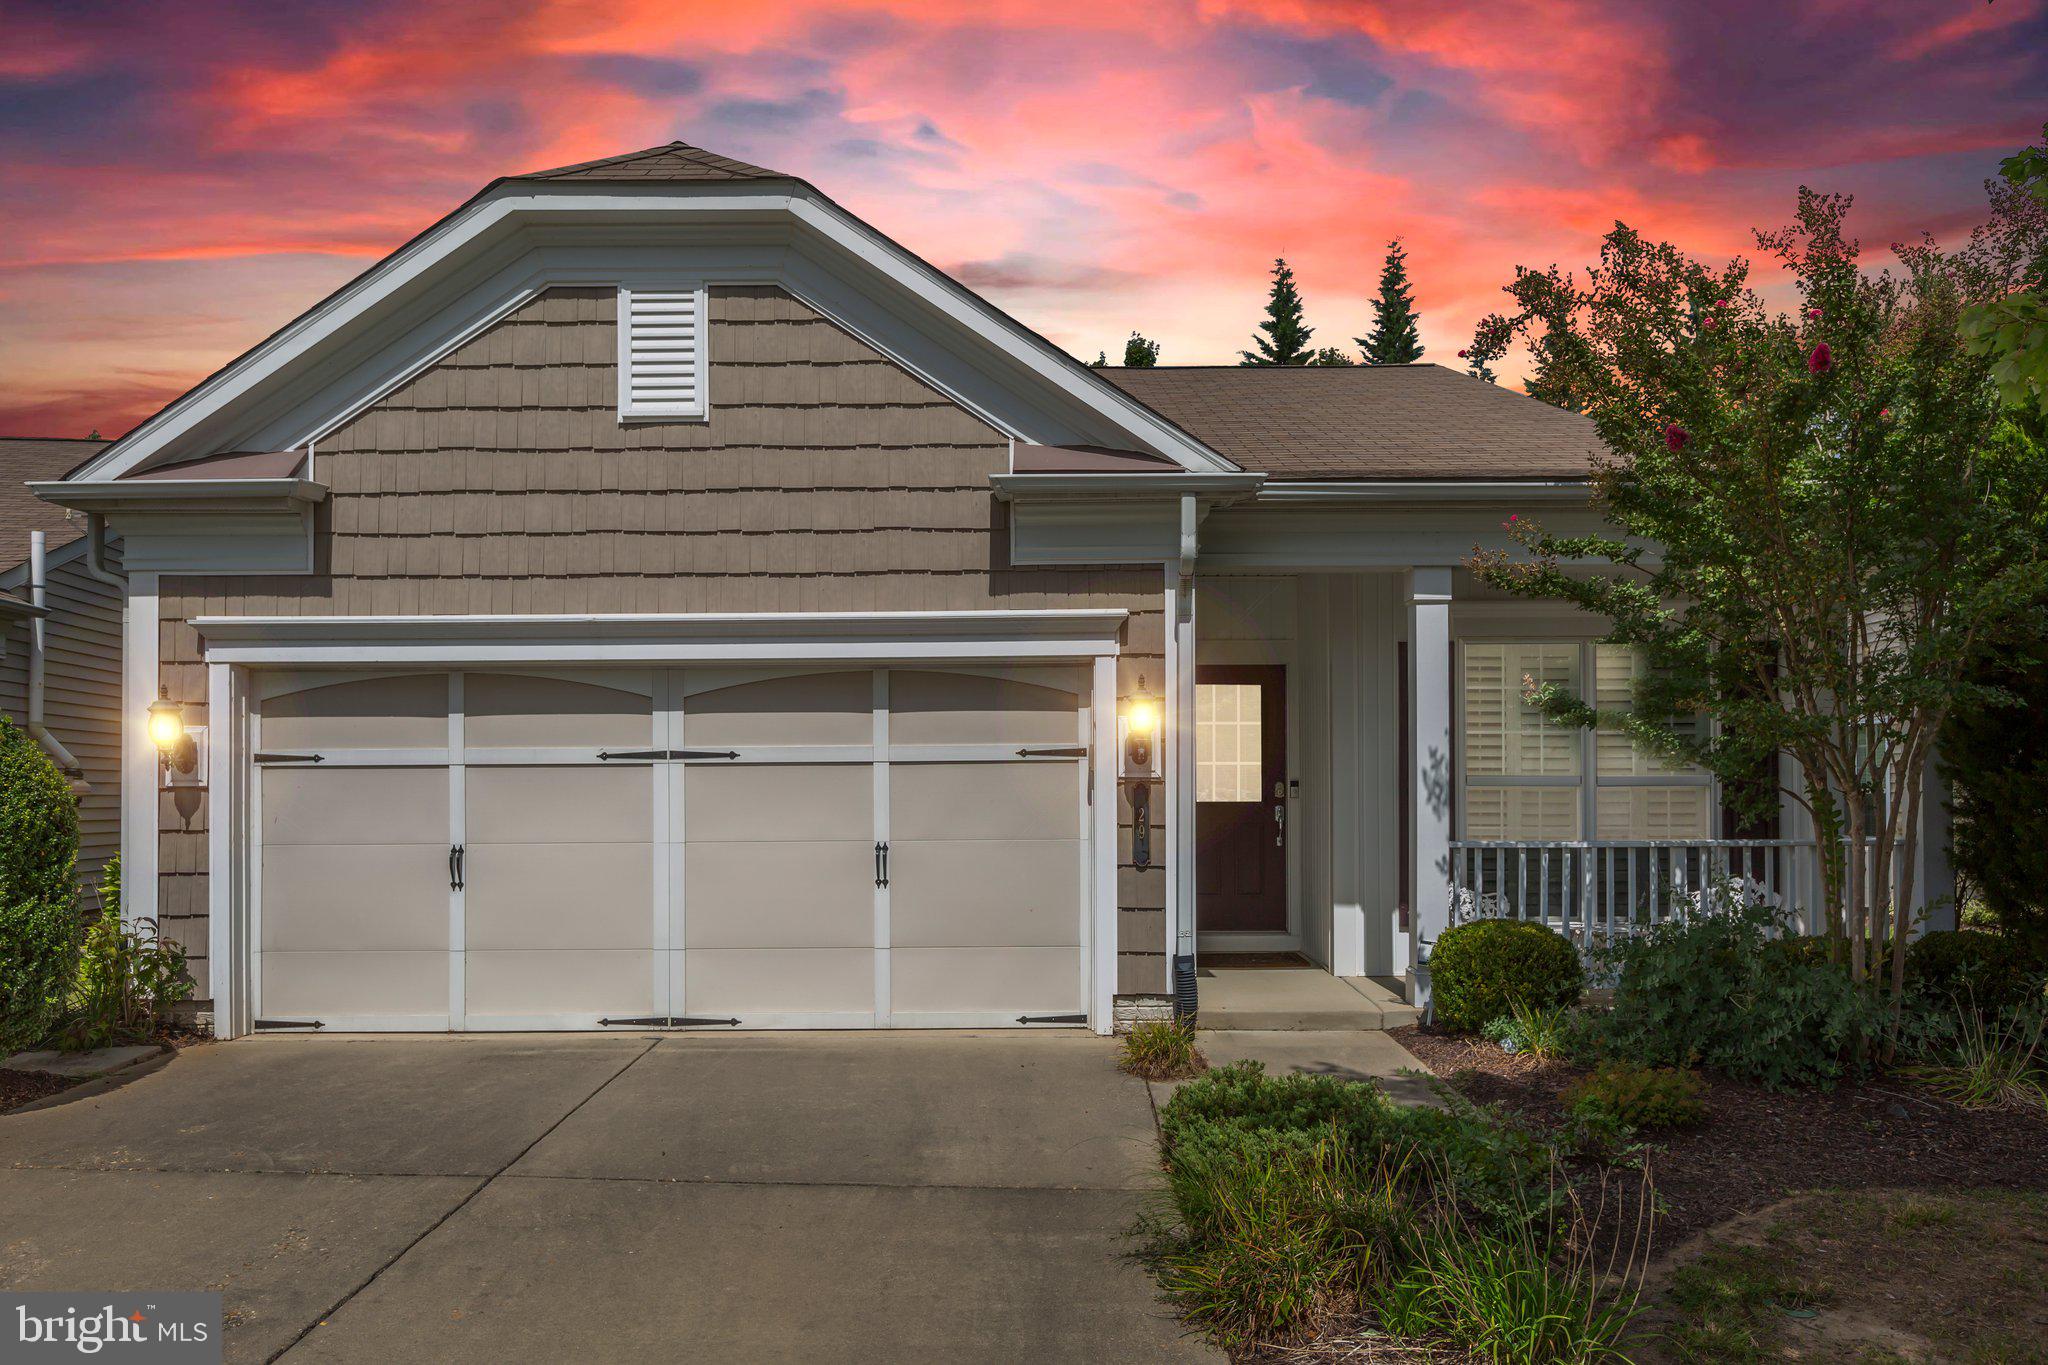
[0,438,106,556]
[1099,364,1604,481]
[515,141,790,183]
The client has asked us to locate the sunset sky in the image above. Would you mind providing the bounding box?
[2,0,2043,438]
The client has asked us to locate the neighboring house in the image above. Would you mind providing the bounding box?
[32,142,1950,1038]
[0,437,121,898]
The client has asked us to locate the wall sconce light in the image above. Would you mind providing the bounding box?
[1123,675,1160,871]
[148,689,205,786]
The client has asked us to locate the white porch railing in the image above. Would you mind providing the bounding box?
[1445,839,1898,947]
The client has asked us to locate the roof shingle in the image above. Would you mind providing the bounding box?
[1099,364,1604,480]
[0,438,106,558]
[515,141,789,183]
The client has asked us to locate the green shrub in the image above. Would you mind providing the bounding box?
[1906,929,2044,1017]
[56,895,191,1051]
[1430,919,1583,1033]
[1376,1200,1643,1364]
[1899,994,2048,1113]
[1597,896,1882,1089]
[1481,1000,1596,1062]
[0,718,80,1050]
[1565,1062,1707,1131]
[1119,1018,1207,1080]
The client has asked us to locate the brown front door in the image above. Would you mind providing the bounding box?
[1195,664,1288,932]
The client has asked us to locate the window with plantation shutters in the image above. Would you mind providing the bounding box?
[617,286,709,420]
[1457,641,1716,841]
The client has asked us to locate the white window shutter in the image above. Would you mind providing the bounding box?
[618,286,708,419]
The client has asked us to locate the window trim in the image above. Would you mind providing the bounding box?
[617,283,711,423]
[1453,639,1716,841]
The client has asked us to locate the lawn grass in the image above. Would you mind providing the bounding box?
[1633,1188,2048,1364]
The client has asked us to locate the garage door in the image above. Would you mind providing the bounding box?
[253,666,1091,1030]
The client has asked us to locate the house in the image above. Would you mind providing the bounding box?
[31,142,1954,1038]
[0,437,121,897]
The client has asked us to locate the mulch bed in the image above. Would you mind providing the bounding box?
[0,1068,84,1114]
[1391,1024,2048,1246]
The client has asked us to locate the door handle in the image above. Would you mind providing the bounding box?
[449,844,465,890]
[875,842,885,888]
[874,842,890,889]
[1274,804,1285,847]
[449,845,459,890]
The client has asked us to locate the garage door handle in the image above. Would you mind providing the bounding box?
[449,844,465,890]
[875,841,889,889]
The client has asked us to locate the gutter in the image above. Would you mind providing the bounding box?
[27,531,89,791]
[988,471,1266,501]
[1252,479,1593,505]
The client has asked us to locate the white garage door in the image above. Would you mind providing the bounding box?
[253,666,1091,1030]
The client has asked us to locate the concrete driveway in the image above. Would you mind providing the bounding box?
[0,1033,1213,1364]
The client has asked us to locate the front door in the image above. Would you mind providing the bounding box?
[1195,664,1287,933]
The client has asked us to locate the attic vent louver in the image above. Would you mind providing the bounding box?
[618,286,709,420]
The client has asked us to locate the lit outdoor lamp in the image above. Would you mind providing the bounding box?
[148,689,199,778]
[1123,677,1161,870]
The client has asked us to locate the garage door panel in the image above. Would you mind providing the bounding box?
[263,766,448,846]
[683,841,873,949]
[463,842,654,950]
[260,844,449,951]
[890,948,1080,1015]
[892,762,1077,842]
[889,839,1081,948]
[684,763,871,843]
[261,950,448,1018]
[463,671,654,750]
[259,672,448,750]
[467,766,652,845]
[684,670,873,747]
[465,950,657,1018]
[888,670,1083,746]
[682,948,874,1016]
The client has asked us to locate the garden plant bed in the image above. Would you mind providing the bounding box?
[0,1067,83,1113]
[1391,1025,2048,1245]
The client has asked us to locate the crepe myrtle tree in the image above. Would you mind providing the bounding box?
[1463,189,2048,1008]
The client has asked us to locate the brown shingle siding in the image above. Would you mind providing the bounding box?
[160,285,1166,999]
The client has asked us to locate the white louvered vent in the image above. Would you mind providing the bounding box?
[618,286,708,420]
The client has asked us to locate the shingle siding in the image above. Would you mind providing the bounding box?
[158,286,1167,1001]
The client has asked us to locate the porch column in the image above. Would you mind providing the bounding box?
[1405,567,1453,1010]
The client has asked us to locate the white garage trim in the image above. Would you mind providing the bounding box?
[202,611,1125,1040]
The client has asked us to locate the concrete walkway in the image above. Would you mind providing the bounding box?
[0,1033,1214,1364]
[1195,967,1423,1030]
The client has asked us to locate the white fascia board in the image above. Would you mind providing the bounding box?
[69,183,1235,482]
[192,609,1130,666]
[30,478,327,515]
[990,472,1265,500]
[1254,479,1594,506]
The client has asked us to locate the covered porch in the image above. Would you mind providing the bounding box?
[1166,565,1950,1023]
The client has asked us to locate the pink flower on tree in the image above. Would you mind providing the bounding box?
[1807,307,1823,321]
[1879,407,1892,420]
[1458,348,1469,358]
[1715,298,1732,308]
[1664,422,1689,452]
[1807,342,1833,373]
[1704,316,1718,330]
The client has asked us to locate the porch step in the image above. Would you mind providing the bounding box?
[1196,968,1421,1032]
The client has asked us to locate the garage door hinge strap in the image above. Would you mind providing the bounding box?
[598,1016,742,1028]
[1016,1013,1088,1025]
[254,1018,325,1030]
[254,752,324,764]
[672,750,741,760]
[597,749,667,761]
[1016,746,1088,758]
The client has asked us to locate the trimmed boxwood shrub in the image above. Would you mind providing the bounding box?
[0,717,80,1049]
[1907,929,2043,1016]
[1428,919,1582,1034]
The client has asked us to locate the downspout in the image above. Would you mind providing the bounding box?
[81,512,124,587]
[27,530,89,791]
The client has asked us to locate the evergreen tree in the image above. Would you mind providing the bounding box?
[1092,350,1108,367]
[1358,239,1424,364]
[1122,332,1161,367]
[1239,258,1315,365]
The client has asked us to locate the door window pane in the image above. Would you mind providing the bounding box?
[1197,683,1263,803]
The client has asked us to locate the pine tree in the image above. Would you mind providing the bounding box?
[1358,239,1424,364]
[1122,332,1161,367]
[1239,258,1315,365]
